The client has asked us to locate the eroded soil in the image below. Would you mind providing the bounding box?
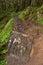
[27,35,43,65]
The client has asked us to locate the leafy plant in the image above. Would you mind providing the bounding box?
[0,60,7,65]
[0,18,13,60]
[0,18,13,43]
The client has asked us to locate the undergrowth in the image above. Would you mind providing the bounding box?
[0,60,7,65]
[0,18,13,60]
[37,16,43,24]
[0,18,13,43]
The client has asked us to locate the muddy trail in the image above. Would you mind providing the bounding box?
[5,16,43,65]
[27,35,43,65]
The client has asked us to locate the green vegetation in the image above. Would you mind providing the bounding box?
[17,6,37,20]
[17,7,29,20]
[18,6,43,21]
[0,18,13,61]
[0,60,7,65]
[37,16,43,24]
[0,18,13,43]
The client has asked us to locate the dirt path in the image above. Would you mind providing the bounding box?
[28,35,43,65]
[5,17,43,65]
